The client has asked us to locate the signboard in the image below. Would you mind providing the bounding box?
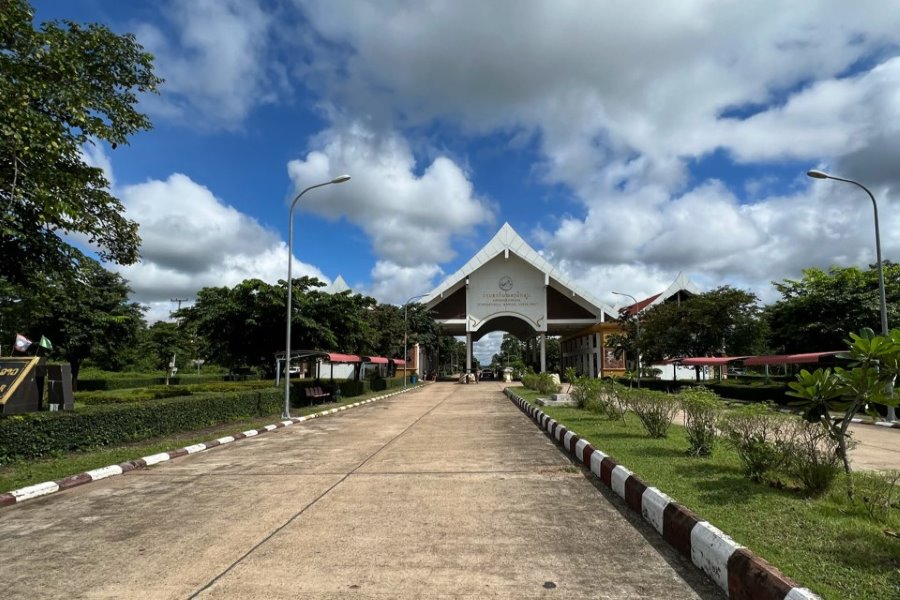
[0,357,39,404]
[601,333,625,370]
[0,356,41,414]
[467,254,545,332]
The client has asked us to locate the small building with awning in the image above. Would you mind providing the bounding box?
[274,350,402,384]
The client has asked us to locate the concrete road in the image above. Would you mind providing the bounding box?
[0,383,721,599]
[848,421,900,472]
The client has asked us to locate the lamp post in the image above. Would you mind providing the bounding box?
[612,291,641,388]
[403,293,429,390]
[284,174,351,419]
[807,169,894,421]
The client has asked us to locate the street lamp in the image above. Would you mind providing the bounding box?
[284,174,351,419]
[612,291,641,388]
[403,293,430,390]
[807,169,894,421]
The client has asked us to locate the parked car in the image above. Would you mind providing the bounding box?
[479,369,495,380]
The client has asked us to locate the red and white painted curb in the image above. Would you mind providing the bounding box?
[506,389,820,600]
[0,386,423,509]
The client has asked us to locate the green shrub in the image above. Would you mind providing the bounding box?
[535,372,561,394]
[847,470,900,522]
[521,370,539,391]
[76,373,231,391]
[570,376,600,409]
[0,388,284,462]
[680,386,721,456]
[718,403,791,482]
[75,381,277,405]
[783,419,843,496]
[627,389,679,438]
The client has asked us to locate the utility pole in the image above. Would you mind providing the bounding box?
[170,297,189,313]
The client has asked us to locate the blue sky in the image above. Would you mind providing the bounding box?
[30,1,900,361]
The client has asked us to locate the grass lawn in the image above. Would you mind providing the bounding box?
[512,387,900,600]
[0,386,415,495]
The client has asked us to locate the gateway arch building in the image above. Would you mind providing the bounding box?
[423,223,618,374]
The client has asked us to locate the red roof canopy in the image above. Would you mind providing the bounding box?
[325,352,361,363]
[391,358,406,366]
[364,356,389,364]
[681,356,749,366]
[743,352,841,366]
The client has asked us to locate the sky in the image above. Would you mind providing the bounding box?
[31,0,900,363]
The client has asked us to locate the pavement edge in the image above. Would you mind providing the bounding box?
[505,388,821,600]
[0,385,426,509]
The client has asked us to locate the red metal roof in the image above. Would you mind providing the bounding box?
[625,293,661,315]
[681,356,749,366]
[364,356,390,364]
[391,358,406,366]
[325,352,361,363]
[743,352,841,366]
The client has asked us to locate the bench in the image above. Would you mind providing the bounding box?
[304,386,330,403]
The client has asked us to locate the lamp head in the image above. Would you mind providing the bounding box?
[331,174,351,184]
[806,169,830,180]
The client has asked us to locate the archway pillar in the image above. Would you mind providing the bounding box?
[540,333,546,373]
[466,332,472,373]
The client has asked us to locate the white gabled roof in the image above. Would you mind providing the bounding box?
[650,272,701,308]
[326,274,351,294]
[424,222,616,316]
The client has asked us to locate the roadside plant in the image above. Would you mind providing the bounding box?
[598,380,628,421]
[786,328,900,496]
[847,470,900,522]
[680,386,720,456]
[570,375,600,409]
[718,403,790,482]
[627,389,679,438]
[535,372,561,394]
[783,419,843,496]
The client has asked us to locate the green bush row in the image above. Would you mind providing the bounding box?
[77,374,232,391]
[0,388,284,461]
[75,381,277,405]
[611,378,792,405]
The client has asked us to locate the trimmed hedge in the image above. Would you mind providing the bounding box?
[77,374,231,391]
[76,381,276,406]
[0,388,284,461]
[612,378,792,405]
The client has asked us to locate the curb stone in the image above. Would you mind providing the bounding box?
[505,388,820,600]
[0,385,426,509]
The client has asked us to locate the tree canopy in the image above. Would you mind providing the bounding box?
[17,257,145,381]
[177,277,443,373]
[1,0,161,288]
[766,264,900,353]
[634,286,766,362]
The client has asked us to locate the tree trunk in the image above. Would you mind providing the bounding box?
[70,359,81,392]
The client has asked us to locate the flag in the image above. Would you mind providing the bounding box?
[14,334,32,353]
[39,336,52,351]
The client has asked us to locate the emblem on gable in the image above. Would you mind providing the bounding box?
[498,276,513,291]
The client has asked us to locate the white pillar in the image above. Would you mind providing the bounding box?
[466,333,472,372]
[540,333,546,373]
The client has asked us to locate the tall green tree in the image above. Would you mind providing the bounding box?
[1,0,161,289]
[766,264,900,353]
[21,258,145,383]
[367,303,405,358]
[637,287,766,371]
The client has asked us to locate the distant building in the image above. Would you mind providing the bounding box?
[419,222,707,379]
[559,272,702,379]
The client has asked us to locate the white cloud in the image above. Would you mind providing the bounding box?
[136,0,284,128]
[287,123,493,267]
[366,261,443,306]
[291,0,900,306]
[114,173,327,319]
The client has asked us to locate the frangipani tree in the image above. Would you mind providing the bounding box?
[787,328,899,495]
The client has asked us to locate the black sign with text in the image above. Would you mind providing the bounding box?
[0,357,40,414]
